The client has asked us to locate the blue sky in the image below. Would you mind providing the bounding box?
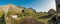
[0,0,56,12]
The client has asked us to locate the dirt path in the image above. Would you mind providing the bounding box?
[20,17,45,24]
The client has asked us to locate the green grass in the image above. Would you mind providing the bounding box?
[0,11,4,18]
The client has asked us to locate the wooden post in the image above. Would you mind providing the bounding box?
[55,0,60,24]
[4,5,9,24]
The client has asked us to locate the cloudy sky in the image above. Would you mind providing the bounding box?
[0,0,56,12]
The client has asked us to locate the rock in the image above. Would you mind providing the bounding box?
[48,9,56,15]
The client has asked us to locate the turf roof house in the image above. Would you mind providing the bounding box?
[4,4,24,24]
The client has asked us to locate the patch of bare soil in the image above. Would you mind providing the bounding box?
[20,17,45,24]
